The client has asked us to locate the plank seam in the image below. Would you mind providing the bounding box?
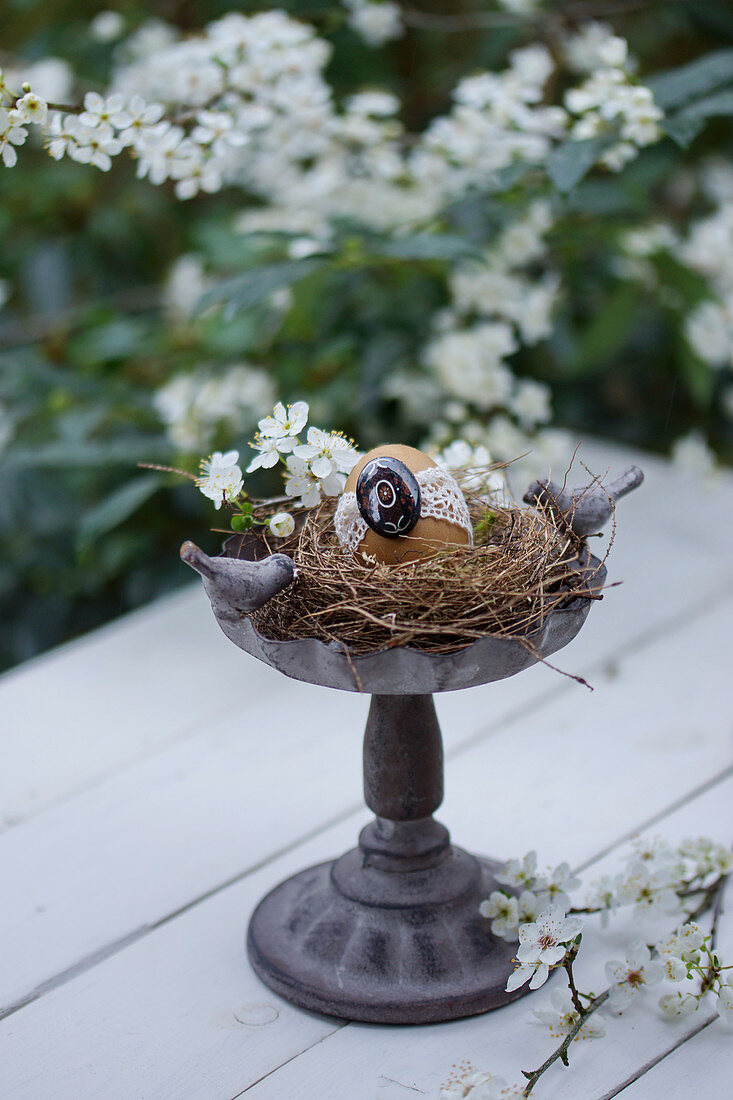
[574,763,733,873]
[0,800,362,1021]
[229,1025,347,1099]
[597,1014,716,1100]
[450,581,733,763]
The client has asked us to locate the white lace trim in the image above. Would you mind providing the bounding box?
[334,465,473,555]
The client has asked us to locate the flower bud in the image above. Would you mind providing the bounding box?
[269,511,295,538]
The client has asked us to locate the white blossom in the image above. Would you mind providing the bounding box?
[656,922,705,969]
[0,403,14,454]
[678,838,733,878]
[564,41,663,171]
[671,431,717,481]
[424,324,517,411]
[497,0,540,13]
[155,364,275,451]
[533,861,582,912]
[67,120,123,171]
[685,299,733,368]
[584,874,618,928]
[605,941,664,1011]
[511,379,552,428]
[496,850,538,889]
[292,427,360,478]
[116,95,165,149]
[616,860,684,919]
[479,892,519,942]
[90,11,126,43]
[440,1067,524,1099]
[163,254,207,321]
[344,0,403,47]
[717,981,733,1026]
[435,440,511,500]
[79,91,130,130]
[191,110,248,157]
[269,512,295,538]
[284,454,324,508]
[659,990,698,1018]
[247,435,283,472]
[0,107,28,167]
[507,905,581,991]
[563,23,631,75]
[196,450,244,509]
[258,401,309,447]
[534,987,606,1039]
[12,92,48,127]
[346,90,400,117]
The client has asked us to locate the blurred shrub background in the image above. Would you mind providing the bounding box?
[1,0,732,672]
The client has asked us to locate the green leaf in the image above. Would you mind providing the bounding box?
[547,136,615,193]
[664,89,733,147]
[566,282,642,377]
[679,349,716,408]
[77,474,163,549]
[5,437,170,469]
[649,49,733,111]
[199,258,323,320]
[369,233,486,262]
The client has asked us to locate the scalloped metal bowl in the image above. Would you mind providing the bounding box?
[216,533,606,694]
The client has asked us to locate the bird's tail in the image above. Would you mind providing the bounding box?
[607,465,644,501]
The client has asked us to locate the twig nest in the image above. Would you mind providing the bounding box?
[335,444,473,564]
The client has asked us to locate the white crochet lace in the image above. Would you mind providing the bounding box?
[334,465,473,555]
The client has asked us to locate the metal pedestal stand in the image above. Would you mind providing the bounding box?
[247,693,524,1024]
[182,533,609,1025]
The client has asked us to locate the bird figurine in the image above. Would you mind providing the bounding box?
[523,465,644,538]
[180,541,295,617]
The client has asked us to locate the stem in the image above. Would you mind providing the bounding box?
[685,875,728,923]
[522,989,609,1096]
[701,882,726,994]
[564,945,585,1016]
[137,462,197,481]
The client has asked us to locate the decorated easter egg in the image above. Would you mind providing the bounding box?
[356,455,421,538]
[339,444,472,565]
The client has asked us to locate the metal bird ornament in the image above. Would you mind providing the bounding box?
[180,540,295,617]
[522,465,644,538]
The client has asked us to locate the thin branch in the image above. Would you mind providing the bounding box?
[522,989,609,1096]
[563,944,585,1016]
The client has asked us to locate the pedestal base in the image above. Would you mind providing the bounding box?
[247,837,527,1024]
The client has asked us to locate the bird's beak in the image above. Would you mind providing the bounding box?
[180,540,215,580]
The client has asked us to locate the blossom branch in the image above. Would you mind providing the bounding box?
[522,988,609,1096]
[563,940,585,1016]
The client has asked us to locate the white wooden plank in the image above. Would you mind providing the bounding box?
[1,441,731,829]
[0,584,284,827]
[0,767,729,1100]
[0,590,730,1032]
[604,1015,729,1098]
[242,774,733,1100]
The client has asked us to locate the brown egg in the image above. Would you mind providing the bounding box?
[343,444,471,565]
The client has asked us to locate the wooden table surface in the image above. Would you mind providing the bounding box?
[0,441,731,1100]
